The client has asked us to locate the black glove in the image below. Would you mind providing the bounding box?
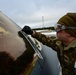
[21,26,33,35]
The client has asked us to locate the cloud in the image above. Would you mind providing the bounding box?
[10,6,69,27]
[0,0,76,28]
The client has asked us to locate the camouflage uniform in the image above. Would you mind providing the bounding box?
[32,32,76,75]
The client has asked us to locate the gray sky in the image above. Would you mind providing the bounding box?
[0,0,76,28]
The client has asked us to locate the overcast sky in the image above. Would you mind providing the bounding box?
[0,0,76,28]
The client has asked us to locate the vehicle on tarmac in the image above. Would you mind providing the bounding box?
[0,11,59,75]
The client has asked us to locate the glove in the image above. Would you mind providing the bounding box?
[21,25,33,35]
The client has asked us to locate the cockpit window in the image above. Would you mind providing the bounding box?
[0,26,11,35]
[0,12,35,60]
[0,26,6,33]
[0,12,36,75]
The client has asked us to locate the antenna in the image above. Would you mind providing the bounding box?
[42,16,44,29]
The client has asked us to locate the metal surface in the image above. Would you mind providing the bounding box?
[21,31,43,60]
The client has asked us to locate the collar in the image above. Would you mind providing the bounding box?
[64,39,76,50]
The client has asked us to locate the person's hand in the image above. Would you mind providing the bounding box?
[21,25,33,35]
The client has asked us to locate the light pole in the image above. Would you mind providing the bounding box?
[42,16,44,29]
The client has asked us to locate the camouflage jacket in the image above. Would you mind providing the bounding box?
[32,32,76,75]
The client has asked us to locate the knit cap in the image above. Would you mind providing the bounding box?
[57,13,76,37]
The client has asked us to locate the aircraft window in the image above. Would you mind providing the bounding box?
[0,13,35,60]
[0,27,26,60]
[0,13,20,35]
[0,26,28,60]
[0,12,37,75]
[0,26,11,35]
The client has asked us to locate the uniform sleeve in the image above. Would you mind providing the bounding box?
[32,31,60,52]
